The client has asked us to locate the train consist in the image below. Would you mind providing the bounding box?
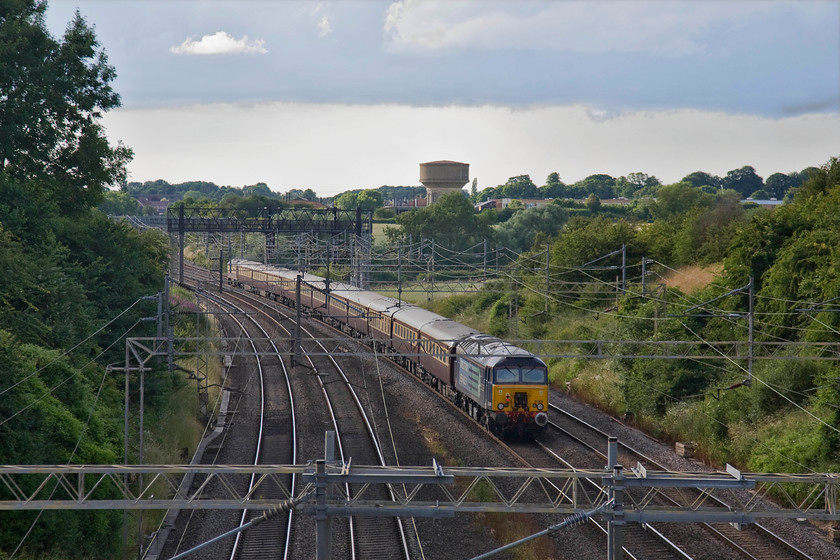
[227,259,549,437]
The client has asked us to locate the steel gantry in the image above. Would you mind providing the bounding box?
[1,461,838,519]
[166,205,372,287]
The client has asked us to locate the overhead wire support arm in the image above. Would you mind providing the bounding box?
[680,279,753,315]
[669,277,755,386]
[581,246,625,268]
[796,295,840,313]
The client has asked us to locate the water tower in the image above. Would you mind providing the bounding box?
[420,160,469,204]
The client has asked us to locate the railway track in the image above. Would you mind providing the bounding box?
[223,297,297,560]
[157,279,290,559]
[222,285,415,560]
[508,436,688,559]
[177,265,415,559]
[543,401,816,560]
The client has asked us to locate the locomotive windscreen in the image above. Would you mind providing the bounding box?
[493,366,547,384]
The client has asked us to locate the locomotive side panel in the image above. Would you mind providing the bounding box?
[455,357,486,405]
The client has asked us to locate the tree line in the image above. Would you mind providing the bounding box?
[472,165,815,204]
[1,3,170,556]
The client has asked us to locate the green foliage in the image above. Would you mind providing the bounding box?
[548,216,639,291]
[0,329,124,556]
[220,193,287,212]
[388,192,495,251]
[743,411,828,473]
[478,175,539,201]
[494,204,569,253]
[0,3,171,555]
[0,1,131,213]
[614,172,660,198]
[722,165,764,198]
[487,295,511,336]
[435,294,471,319]
[680,171,722,190]
[98,190,140,215]
[334,188,384,211]
[242,182,272,197]
[373,207,395,220]
[540,172,566,199]
[571,174,616,199]
[584,193,601,212]
[635,187,746,265]
[374,185,426,204]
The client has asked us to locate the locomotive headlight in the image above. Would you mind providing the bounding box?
[497,403,505,410]
[537,403,544,410]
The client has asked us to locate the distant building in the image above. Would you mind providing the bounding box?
[600,198,632,206]
[420,160,469,204]
[385,197,428,214]
[135,193,183,215]
[474,198,553,210]
[474,199,498,211]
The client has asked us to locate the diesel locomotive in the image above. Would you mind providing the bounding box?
[227,259,549,437]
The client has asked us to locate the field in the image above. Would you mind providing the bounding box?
[374,280,486,307]
[371,221,392,242]
[659,263,722,293]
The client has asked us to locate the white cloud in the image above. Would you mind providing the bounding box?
[170,31,267,55]
[382,1,793,57]
[318,15,333,37]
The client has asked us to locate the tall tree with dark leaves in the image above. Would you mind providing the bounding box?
[722,165,764,198]
[0,0,131,214]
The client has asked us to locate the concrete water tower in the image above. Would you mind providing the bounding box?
[420,160,469,204]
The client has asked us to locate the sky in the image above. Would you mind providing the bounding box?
[45,1,840,197]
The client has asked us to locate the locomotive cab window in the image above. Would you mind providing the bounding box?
[522,367,547,384]
[494,367,547,384]
[495,368,518,383]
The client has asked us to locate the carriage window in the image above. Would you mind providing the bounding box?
[522,368,547,384]
[495,368,518,383]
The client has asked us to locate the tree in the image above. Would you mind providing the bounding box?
[549,216,638,285]
[616,172,660,197]
[649,183,703,219]
[570,174,615,199]
[495,204,569,253]
[98,190,139,215]
[333,189,382,211]
[388,191,494,251]
[585,193,601,212]
[497,175,539,199]
[680,171,722,190]
[221,194,281,213]
[242,182,272,197]
[673,190,745,264]
[722,166,764,198]
[333,191,358,209]
[764,172,801,199]
[541,172,566,198]
[356,189,383,211]
[0,1,132,213]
